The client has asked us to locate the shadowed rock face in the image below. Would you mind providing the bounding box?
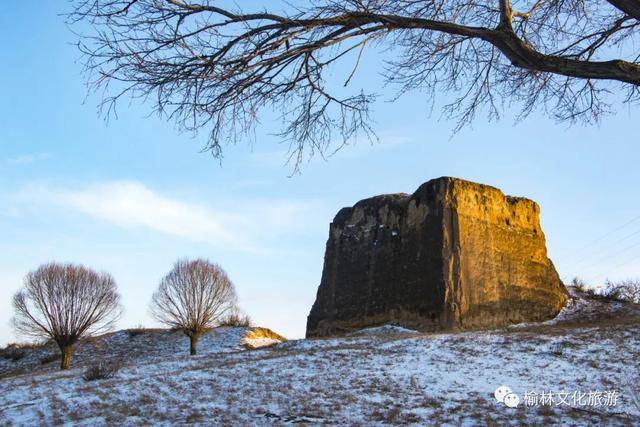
[306,177,568,338]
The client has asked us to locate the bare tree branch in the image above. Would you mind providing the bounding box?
[68,1,640,169]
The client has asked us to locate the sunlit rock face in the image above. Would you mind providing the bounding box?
[306,177,568,338]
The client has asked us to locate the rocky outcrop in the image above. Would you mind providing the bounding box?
[306,177,568,337]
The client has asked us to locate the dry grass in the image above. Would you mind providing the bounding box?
[241,327,288,349]
[245,327,287,342]
[125,325,152,338]
[1,341,50,364]
[82,360,122,382]
[1,347,26,362]
[39,352,61,365]
[218,312,252,327]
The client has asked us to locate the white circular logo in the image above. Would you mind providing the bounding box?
[504,392,520,408]
[494,385,512,403]
[494,385,520,408]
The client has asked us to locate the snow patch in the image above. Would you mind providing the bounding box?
[348,324,419,336]
[241,337,282,349]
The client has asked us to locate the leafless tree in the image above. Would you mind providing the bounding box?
[68,0,640,168]
[12,263,122,370]
[151,259,238,355]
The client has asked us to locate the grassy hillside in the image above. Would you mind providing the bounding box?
[0,288,638,425]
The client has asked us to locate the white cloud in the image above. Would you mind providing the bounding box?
[6,153,51,165]
[13,181,325,253]
[63,181,243,245]
[332,134,413,158]
[252,133,413,167]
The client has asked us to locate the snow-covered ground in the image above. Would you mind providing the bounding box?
[0,327,265,378]
[1,290,639,425]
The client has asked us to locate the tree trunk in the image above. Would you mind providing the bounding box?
[60,345,73,370]
[189,334,200,356]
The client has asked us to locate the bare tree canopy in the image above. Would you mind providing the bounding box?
[151,258,238,355]
[69,0,640,167]
[12,263,122,369]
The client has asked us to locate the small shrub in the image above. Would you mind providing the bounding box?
[126,325,148,338]
[549,342,563,356]
[630,382,640,414]
[570,277,588,292]
[218,312,252,327]
[569,277,603,299]
[1,347,26,362]
[82,360,122,381]
[603,279,640,303]
[83,335,102,345]
[602,281,625,301]
[373,406,401,423]
[40,353,61,365]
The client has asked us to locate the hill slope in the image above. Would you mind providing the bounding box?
[1,289,639,425]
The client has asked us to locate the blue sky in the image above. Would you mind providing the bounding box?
[1,2,640,345]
